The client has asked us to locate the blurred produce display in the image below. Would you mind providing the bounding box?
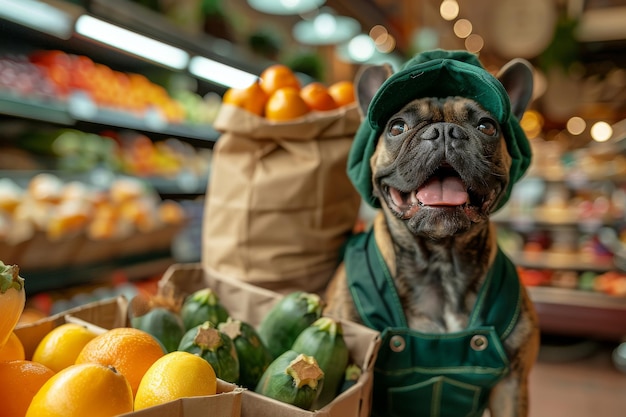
[12,128,212,180]
[0,51,222,126]
[494,138,626,298]
[0,173,187,270]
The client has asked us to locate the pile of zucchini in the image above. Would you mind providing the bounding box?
[128,288,358,410]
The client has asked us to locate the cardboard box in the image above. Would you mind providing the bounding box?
[119,380,242,417]
[14,295,244,417]
[158,263,381,417]
[14,296,129,359]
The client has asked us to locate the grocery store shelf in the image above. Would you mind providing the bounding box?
[493,212,620,232]
[508,251,615,272]
[0,91,220,144]
[528,286,626,340]
[0,91,72,124]
[22,250,175,295]
[0,170,208,196]
[71,104,220,143]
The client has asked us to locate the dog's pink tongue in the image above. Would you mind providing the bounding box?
[416,177,468,206]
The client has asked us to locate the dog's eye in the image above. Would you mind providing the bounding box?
[477,119,497,136]
[388,120,408,136]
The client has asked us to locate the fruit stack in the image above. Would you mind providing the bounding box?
[222,64,356,121]
[5,262,242,417]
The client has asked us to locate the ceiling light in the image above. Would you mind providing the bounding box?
[591,121,612,142]
[247,0,325,15]
[293,11,360,45]
[0,0,75,39]
[188,56,257,89]
[75,15,189,70]
[346,34,376,62]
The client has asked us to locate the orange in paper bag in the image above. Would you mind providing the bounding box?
[300,82,338,111]
[259,64,301,95]
[222,80,268,116]
[328,80,356,107]
[265,87,311,121]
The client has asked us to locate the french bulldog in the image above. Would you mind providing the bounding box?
[324,51,540,417]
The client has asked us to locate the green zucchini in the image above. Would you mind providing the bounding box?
[291,317,349,408]
[180,288,230,330]
[339,363,362,394]
[178,321,240,383]
[218,317,273,390]
[255,350,324,410]
[130,307,185,353]
[128,293,185,353]
[257,291,324,359]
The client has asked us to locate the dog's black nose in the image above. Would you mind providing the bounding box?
[421,123,467,141]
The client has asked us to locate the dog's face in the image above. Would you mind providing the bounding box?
[356,61,533,240]
[371,96,512,238]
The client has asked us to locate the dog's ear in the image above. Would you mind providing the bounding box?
[355,64,394,118]
[496,59,534,121]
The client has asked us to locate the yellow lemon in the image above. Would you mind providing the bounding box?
[32,323,98,372]
[25,363,133,417]
[0,331,25,361]
[134,351,217,410]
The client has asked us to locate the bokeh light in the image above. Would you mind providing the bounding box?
[566,116,586,135]
[453,19,472,38]
[590,121,613,142]
[464,33,484,53]
[440,0,459,21]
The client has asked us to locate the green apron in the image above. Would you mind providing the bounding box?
[345,231,522,417]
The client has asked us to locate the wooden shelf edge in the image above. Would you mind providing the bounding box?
[528,286,626,341]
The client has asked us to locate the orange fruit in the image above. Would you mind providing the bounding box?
[265,87,311,122]
[300,82,338,111]
[32,323,99,373]
[75,327,165,396]
[0,360,55,417]
[0,331,25,361]
[25,363,133,417]
[222,80,268,116]
[259,64,301,96]
[328,80,356,107]
[134,351,217,410]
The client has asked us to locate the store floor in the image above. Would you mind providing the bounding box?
[528,336,626,417]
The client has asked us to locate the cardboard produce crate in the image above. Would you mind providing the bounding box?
[14,296,129,359]
[119,380,242,417]
[14,296,244,417]
[159,263,381,417]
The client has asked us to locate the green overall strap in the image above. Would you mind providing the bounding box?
[345,230,522,338]
[346,231,408,330]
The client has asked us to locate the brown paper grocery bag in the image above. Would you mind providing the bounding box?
[202,103,362,294]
